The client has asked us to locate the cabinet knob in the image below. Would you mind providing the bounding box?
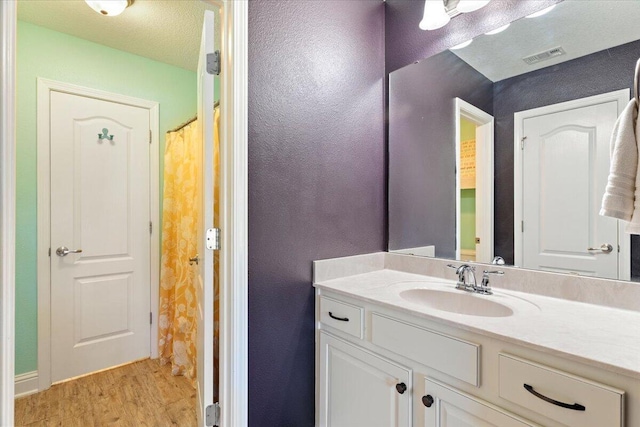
[395,382,407,394]
[422,395,434,407]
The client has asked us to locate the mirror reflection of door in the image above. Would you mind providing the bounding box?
[455,98,494,264]
[514,90,630,280]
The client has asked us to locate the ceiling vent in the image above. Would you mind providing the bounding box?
[522,46,566,65]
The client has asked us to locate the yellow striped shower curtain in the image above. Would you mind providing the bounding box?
[159,107,220,389]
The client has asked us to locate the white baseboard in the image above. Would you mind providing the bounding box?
[15,371,38,399]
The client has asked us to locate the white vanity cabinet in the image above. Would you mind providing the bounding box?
[318,332,412,427]
[422,378,538,427]
[315,288,632,427]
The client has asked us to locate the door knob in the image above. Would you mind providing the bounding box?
[56,246,82,257]
[189,255,199,265]
[587,244,613,254]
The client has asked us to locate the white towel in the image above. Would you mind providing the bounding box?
[600,99,638,227]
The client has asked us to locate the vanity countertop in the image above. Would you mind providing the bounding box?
[314,268,640,380]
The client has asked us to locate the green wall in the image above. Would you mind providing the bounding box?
[16,21,199,375]
[459,118,476,251]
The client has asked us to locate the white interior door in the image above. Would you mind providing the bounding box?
[196,9,216,427]
[519,100,620,278]
[49,91,151,383]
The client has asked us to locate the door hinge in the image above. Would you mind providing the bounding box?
[521,221,524,232]
[520,136,527,150]
[206,228,221,251]
[205,402,220,426]
[150,312,152,325]
[149,130,152,144]
[207,51,221,76]
[48,248,51,257]
[149,221,153,234]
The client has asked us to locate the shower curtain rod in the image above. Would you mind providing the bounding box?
[167,100,220,133]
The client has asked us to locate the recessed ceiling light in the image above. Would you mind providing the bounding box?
[526,4,556,19]
[85,0,133,17]
[451,39,473,50]
[485,24,510,35]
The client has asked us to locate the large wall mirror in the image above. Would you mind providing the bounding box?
[389,0,640,281]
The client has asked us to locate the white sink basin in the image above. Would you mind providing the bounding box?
[399,288,514,317]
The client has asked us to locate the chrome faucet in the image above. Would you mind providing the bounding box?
[447,264,476,292]
[447,264,504,295]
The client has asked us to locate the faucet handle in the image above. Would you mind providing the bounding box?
[483,270,504,276]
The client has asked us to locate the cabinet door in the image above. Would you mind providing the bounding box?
[423,378,538,427]
[319,332,411,427]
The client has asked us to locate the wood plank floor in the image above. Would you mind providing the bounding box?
[15,359,196,427]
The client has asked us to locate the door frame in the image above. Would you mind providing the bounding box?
[1,0,248,426]
[454,98,494,263]
[513,89,630,280]
[36,78,160,390]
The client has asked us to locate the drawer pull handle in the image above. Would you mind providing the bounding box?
[422,395,434,407]
[328,312,349,322]
[395,383,407,394]
[523,384,586,411]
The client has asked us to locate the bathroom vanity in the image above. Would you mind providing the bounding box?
[314,253,640,427]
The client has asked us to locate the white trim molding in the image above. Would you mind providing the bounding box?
[36,78,160,391]
[14,371,38,399]
[0,0,17,424]
[218,1,249,426]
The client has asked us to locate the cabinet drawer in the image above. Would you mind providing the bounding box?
[499,354,624,427]
[371,313,479,386]
[319,296,363,339]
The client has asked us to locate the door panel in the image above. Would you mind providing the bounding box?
[50,91,150,383]
[423,378,537,427]
[196,9,216,427]
[319,332,412,427]
[521,101,619,278]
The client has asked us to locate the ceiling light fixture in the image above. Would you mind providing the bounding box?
[456,0,491,14]
[420,0,492,31]
[525,4,556,19]
[419,0,451,31]
[450,39,473,50]
[85,0,133,17]
[485,23,510,35]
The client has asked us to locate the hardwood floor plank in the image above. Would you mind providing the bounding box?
[14,359,196,427]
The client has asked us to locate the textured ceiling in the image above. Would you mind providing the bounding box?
[18,0,220,71]
[451,0,640,82]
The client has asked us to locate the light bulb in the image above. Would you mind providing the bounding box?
[485,23,510,35]
[419,0,450,31]
[85,0,130,17]
[526,4,556,19]
[456,0,491,14]
[451,39,473,50]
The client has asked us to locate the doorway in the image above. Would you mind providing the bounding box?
[455,98,495,263]
[2,1,248,426]
[514,89,630,279]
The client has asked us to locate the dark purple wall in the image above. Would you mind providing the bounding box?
[248,1,385,426]
[493,39,640,266]
[385,0,561,74]
[388,50,493,257]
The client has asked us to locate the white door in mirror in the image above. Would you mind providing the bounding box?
[518,96,621,279]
